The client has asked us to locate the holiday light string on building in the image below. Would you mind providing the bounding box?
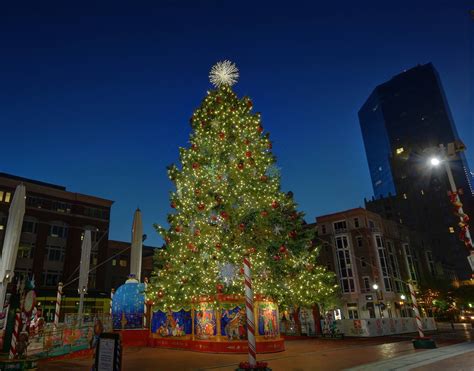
[448,190,473,250]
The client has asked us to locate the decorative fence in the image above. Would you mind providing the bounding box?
[25,314,112,359]
[321,317,437,337]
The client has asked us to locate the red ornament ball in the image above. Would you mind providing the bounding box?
[194,229,201,236]
[175,226,183,233]
[247,100,253,108]
[191,144,197,151]
[260,175,268,182]
[192,162,200,169]
[245,151,252,158]
[157,290,164,298]
[220,211,229,219]
[257,126,263,133]
[237,162,244,170]
[289,230,297,239]
[239,223,245,231]
[215,243,222,250]
[279,245,287,253]
[260,210,268,217]
[219,132,225,140]
[197,203,205,211]
[271,201,279,209]
[170,202,176,209]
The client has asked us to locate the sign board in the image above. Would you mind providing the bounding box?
[95,332,122,371]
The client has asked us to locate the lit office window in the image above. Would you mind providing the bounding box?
[396,147,404,155]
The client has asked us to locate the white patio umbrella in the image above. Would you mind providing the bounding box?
[77,229,91,326]
[0,184,26,311]
[130,208,143,281]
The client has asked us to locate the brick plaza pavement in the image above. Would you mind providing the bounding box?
[39,327,473,371]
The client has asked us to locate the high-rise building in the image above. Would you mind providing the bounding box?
[359,63,474,278]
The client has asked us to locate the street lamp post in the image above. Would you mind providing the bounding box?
[430,144,474,271]
[372,283,383,318]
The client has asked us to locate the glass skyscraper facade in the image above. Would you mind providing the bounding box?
[359,63,474,279]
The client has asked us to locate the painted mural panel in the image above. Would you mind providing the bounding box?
[258,302,278,338]
[194,304,216,339]
[221,305,246,340]
[151,309,192,337]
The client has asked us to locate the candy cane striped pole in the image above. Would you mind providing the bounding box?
[110,288,115,316]
[243,257,256,367]
[9,310,21,359]
[54,282,63,329]
[408,283,424,338]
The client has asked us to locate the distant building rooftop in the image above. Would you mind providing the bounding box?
[0,172,66,191]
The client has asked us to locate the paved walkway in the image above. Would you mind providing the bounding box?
[39,329,473,370]
[347,342,474,371]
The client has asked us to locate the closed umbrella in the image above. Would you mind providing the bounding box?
[130,208,143,281]
[77,230,91,326]
[0,184,26,311]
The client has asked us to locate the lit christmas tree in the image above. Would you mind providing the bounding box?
[149,61,336,310]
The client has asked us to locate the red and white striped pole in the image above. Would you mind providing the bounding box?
[408,283,424,338]
[110,288,115,316]
[9,310,21,359]
[243,257,256,367]
[54,282,63,329]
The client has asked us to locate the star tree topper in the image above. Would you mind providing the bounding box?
[209,60,239,87]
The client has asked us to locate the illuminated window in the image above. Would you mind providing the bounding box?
[449,227,455,233]
[0,191,3,202]
[119,260,127,267]
[403,193,407,199]
[420,189,424,195]
[112,259,117,266]
[396,147,404,155]
[4,192,11,203]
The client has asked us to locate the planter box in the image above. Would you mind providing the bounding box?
[412,338,436,349]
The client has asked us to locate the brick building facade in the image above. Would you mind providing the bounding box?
[313,208,437,320]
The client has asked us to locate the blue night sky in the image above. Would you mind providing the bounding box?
[1,1,473,247]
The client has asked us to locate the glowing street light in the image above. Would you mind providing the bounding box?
[372,283,379,290]
[400,294,406,300]
[429,157,441,167]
